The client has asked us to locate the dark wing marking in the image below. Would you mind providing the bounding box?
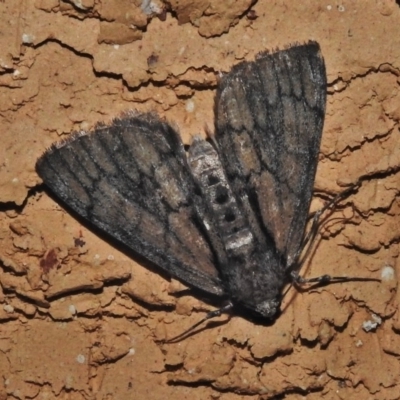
[215,42,327,268]
[36,113,224,296]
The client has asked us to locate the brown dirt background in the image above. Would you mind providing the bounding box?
[1,1,400,399]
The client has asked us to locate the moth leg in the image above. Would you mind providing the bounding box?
[291,271,380,287]
[287,180,381,288]
[292,181,362,270]
[165,302,233,343]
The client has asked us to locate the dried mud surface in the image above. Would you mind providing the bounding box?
[1,1,400,399]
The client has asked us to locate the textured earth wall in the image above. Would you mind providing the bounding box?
[1,1,400,399]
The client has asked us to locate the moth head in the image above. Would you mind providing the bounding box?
[255,298,281,319]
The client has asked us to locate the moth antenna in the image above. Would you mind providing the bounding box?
[204,123,219,150]
[165,302,233,343]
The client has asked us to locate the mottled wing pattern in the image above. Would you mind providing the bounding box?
[36,113,224,296]
[215,42,326,268]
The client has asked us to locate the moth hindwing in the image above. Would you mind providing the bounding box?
[36,41,326,320]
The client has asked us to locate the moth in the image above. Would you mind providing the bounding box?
[37,42,357,326]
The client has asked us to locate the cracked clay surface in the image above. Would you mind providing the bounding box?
[1,1,400,399]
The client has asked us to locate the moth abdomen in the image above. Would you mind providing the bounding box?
[188,137,255,259]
